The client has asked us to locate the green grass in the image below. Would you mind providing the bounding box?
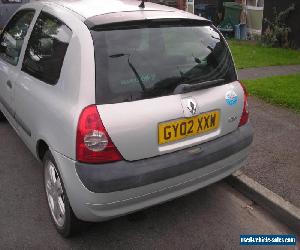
[228,40,300,69]
[243,74,300,112]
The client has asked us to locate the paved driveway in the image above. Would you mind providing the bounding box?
[238,65,300,80]
[242,97,300,207]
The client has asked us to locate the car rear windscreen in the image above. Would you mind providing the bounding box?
[91,23,237,105]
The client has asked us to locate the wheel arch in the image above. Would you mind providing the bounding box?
[36,139,49,161]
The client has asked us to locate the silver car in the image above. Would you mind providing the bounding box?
[0,0,253,237]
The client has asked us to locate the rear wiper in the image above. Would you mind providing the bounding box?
[110,53,146,92]
[173,79,225,94]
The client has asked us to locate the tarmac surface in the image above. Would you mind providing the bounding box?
[238,64,300,80]
[242,96,300,208]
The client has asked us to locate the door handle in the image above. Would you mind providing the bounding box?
[6,80,12,89]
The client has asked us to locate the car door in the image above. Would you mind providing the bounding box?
[0,9,35,123]
[14,10,72,152]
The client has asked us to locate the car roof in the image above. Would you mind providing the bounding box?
[41,0,180,19]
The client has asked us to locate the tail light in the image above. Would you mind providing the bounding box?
[76,105,123,164]
[238,81,249,127]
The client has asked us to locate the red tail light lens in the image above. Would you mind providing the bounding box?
[76,105,123,164]
[239,81,249,127]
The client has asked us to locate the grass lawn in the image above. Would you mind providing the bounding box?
[228,40,300,69]
[243,74,300,113]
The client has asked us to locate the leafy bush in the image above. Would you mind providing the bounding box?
[262,4,295,48]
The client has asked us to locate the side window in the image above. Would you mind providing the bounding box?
[0,9,35,66]
[22,12,72,85]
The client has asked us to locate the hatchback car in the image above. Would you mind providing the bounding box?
[0,0,253,237]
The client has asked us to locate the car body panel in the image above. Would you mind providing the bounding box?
[45,0,191,19]
[98,82,244,161]
[0,59,18,117]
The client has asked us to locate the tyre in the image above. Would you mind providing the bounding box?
[43,151,83,237]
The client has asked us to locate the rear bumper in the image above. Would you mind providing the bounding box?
[53,124,253,222]
[76,123,253,193]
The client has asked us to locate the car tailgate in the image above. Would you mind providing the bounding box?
[97,81,244,161]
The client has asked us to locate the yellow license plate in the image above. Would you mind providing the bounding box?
[158,111,220,145]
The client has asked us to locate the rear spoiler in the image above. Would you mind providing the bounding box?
[85,10,211,30]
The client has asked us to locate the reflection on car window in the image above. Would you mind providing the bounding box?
[22,12,72,85]
[1,0,23,3]
[91,24,237,105]
[0,10,35,66]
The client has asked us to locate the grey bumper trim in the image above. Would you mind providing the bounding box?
[76,123,253,193]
